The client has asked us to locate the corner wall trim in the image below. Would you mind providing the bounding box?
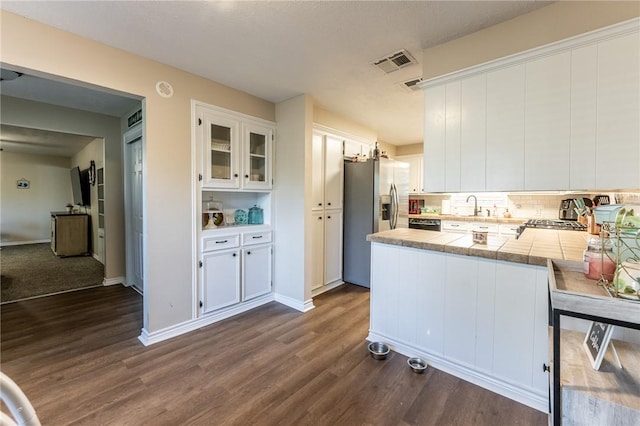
[138,293,275,346]
[274,293,315,312]
[103,276,125,286]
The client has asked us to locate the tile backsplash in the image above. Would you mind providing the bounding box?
[412,192,640,220]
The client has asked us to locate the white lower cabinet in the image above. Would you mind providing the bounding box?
[200,229,272,315]
[311,209,343,293]
[202,249,241,313]
[242,244,272,301]
[369,243,549,411]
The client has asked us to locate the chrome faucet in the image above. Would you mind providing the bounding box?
[466,195,480,216]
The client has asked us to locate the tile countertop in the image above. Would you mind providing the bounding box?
[408,213,526,224]
[367,227,591,266]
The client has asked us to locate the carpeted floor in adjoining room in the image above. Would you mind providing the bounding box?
[0,243,104,303]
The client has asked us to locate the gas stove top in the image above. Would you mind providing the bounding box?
[523,219,587,231]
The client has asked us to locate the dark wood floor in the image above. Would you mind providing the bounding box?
[1,284,546,425]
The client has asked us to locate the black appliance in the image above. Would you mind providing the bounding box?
[559,198,593,221]
[408,218,441,231]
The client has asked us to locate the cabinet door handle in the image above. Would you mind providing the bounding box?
[234,173,239,178]
[245,174,249,178]
[252,235,263,239]
[247,251,251,255]
[232,253,237,257]
[327,216,331,219]
[327,202,331,206]
[215,240,228,244]
[318,216,322,220]
[318,203,322,206]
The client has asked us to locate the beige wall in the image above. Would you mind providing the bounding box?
[396,143,423,157]
[0,152,71,244]
[71,138,104,257]
[0,10,275,334]
[423,1,640,80]
[313,106,377,142]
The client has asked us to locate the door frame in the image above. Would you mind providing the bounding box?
[123,123,144,295]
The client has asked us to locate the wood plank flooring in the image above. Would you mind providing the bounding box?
[1,284,547,425]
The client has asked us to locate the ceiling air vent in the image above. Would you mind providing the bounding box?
[398,77,423,92]
[373,49,418,73]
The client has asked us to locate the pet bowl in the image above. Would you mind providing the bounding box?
[368,342,390,360]
[407,357,428,373]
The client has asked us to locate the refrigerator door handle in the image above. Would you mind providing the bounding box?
[390,184,397,229]
[393,183,399,229]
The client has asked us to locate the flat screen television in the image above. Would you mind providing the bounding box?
[70,166,90,206]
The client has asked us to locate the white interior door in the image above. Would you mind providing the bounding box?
[125,126,144,292]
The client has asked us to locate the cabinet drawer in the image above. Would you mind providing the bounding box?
[202,234,240,252]
[442,221,469,233]
[470,223,499,234]
[242,231,272,246]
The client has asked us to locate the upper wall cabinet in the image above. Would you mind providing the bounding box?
[422,18,640,192]
[197,103,274,190]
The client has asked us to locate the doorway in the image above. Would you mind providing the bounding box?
[124,124,144,293]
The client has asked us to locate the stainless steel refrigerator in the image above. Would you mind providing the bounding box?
[343,158,409,288]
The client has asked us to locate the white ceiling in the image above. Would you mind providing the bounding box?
[0,124,98,158]
[0,1,551,146]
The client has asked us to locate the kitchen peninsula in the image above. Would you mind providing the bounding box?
[366,227,589,412]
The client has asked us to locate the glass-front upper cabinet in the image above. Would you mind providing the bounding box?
[242,122,273,190]
[202,111,240,189]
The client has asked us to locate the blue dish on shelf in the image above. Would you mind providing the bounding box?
[234,209,248,225]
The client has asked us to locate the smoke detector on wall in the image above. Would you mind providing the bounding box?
[372,49,418,73]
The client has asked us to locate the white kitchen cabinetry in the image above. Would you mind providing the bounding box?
[396,154,424,193]
[441,220,469,234]
[445,82,462,192]
[486,64,525,191]
[499,223,521,237]
[242,244,272,301]
[460,74,487,191]
[200,228,272,315]
[312,132,343,211]
[311,128,346,295]
[524,52,571,190]
[202,247,241,313]
[493,262,549,393]
[471,222,499,235]
[570,45,598,190]
[595,32,640,190]
[324,210,343,286]
[198,104,274,190]
[423,85,446,192]
[369,243,549,411]
[422,19,639,192]
[343,139,371,160]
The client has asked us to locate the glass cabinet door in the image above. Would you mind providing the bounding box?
[243,123,273,189]
[202,112,240,188]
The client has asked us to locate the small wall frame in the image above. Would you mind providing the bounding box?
[17,178,30,189]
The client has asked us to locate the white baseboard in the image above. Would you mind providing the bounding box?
[366,330,548,414]
[274,292,315,312]
[103,276,125,286]
[0,239,50,247]
[138,293,275,346]
[311,280,344,297]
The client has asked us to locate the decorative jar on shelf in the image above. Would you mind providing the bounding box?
[248,205,263,225]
